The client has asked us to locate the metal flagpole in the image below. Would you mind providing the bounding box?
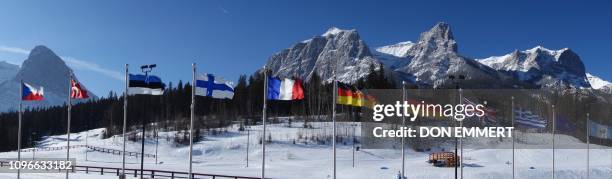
[66,74,73,179]
[586,113,590,179]
[139,66,152,179]
[32,132,36,160]
[552,104,555,179]
[188,63,196,179]
[459,88,463,179]
[246,124,250,167]
[332,70,337,179]
[155,128,158,164]
[352,125,355,168]
[511,96,515,179]
[17,80,22,179]
[262,66,268,179]
[401,81,406,178]
[121,64,128,178]
[85,116,89,161]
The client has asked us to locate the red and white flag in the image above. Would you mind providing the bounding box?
[70,79,89,99]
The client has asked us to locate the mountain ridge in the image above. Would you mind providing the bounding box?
[0,45,96,112]
[263,21,608,91]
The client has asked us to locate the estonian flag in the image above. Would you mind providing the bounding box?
[267,77,304,100]
[128,74,165,95]
[22,82,44,101]
[195,73,234,99]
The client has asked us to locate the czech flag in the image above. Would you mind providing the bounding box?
[70,79,89,99]
[22,82,44,101]
[267,77,304,100]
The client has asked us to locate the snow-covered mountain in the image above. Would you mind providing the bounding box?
[587,73,612,93]
[372,41,413,70]
[375,41,414,58]
[478,46,590,89]
[389,22,512,88]
[0,45,95,112]
[0,61,18,83]
[263,22,608,90]
[264,27,380,83]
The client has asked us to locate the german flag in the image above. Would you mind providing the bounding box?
[337,83,375,108]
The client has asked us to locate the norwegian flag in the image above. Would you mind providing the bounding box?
[70,79,89,99]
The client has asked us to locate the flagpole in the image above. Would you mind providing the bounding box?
[121,64,128,178]
[262,65,268,179]
[352,124,355,168]
[66,74,72,179]
[140,69,149,179]
[246,122,250,168]
[459,88,463,179]
[85,116,89,161]
[586,113,590,179]
[188,63,196,179]
[552,104,555,179]
[511,96,515,179]
[332,70,337,179]
[401,81,406,178]
[17,80,22,179]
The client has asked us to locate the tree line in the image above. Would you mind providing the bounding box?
[0,64,396,152]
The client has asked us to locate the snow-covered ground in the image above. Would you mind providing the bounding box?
[0,121,610,179]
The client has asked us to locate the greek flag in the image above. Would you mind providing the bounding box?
[195,73,234,99]
[588,119,612,140]
[514,109,547,128]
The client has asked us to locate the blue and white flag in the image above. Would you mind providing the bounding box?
[588,119,612,140]
[195,73,234,99]
[514,109,547,128]
[129,74,165,95]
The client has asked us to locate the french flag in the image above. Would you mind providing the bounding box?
[22,82,44,101]
[267,77,304,100]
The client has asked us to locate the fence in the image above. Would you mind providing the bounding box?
[18,145,156,158]
[0,161,263,179]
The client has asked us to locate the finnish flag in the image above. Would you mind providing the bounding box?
[195,73,234,99]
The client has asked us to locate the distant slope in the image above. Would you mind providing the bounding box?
[0,61,18,84]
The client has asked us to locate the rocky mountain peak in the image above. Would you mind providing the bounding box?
[15,45,73,91]
[409,22,457,54]
[322,27,350,37]
[29,45,55,57]
[265,27,379,84]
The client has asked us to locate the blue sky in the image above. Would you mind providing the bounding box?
[0,0,610,96]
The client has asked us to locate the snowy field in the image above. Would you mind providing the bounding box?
[0,121,610,179]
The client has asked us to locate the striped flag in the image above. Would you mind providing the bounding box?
[588,119,612,140]
[267,77,304,100]
[128,74,165,95]
[514,109,547,128]
[337,83,375,108]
